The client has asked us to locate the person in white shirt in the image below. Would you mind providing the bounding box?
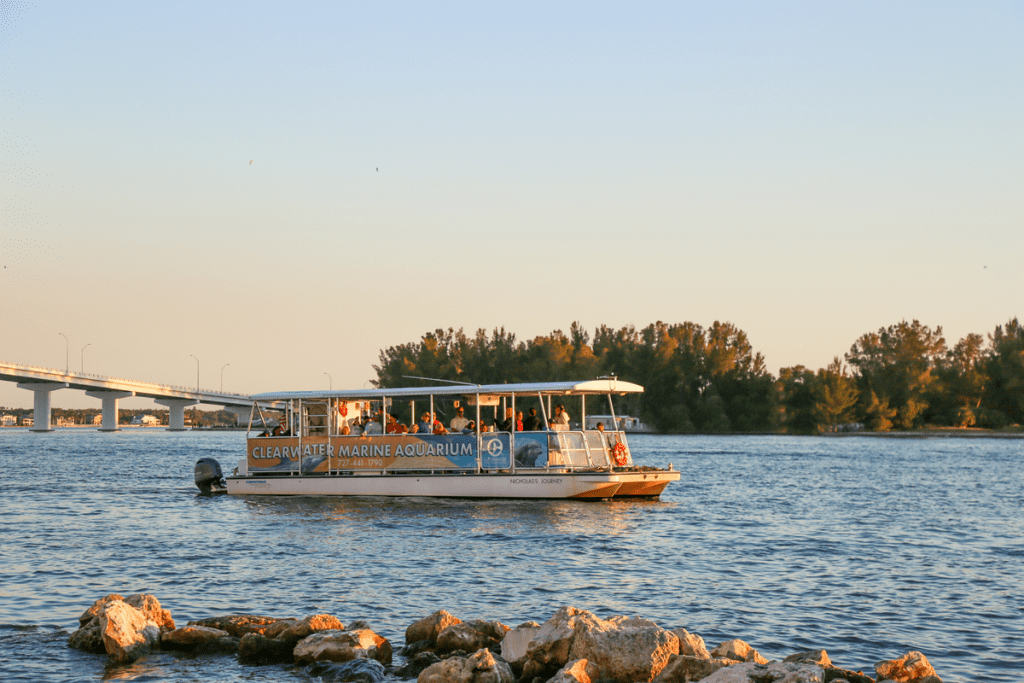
[450,407,470,432]
[553,404,570,431]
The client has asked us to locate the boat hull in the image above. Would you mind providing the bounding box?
[613,470,681,497]
[225,471,623,499]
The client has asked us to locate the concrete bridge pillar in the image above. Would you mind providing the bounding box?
[85,390,135,431]
[154,398,200,431]
[17,382,68,432]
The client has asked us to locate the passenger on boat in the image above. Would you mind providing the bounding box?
[553,404,570,431]
[450,407,470,432]
[595,422,605,432]
[522,408,541,431]
[416,413,432,434]
[348,417,363,436]
[272,421,290,437]
[364,419,383,435]
[515,411,524,431]
[494,407,514,432]
[341,424,351,435]
[462,420,476,434]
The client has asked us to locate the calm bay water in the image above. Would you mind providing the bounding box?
[0,430,1021,682]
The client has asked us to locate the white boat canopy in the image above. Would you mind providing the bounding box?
[250,379,643,402]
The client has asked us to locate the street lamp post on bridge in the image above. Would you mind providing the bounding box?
[221,363,229,392]
[81,344,91,373]
[58,333,68,373]
[190,355,200,391]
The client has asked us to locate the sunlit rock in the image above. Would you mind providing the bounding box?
[549,658,600,683]
[498,621,540,674]
[124,593,175,632]
[785,650,832,668]
[436,619,510,654]
[161,624,232,651]
[189,613,287,638]
[711,638,769,665]
[264,613,345,643]
[293,628,392,665]
[98,599,161,663]
[417,647,514,683]
[875,650,940,682]
[672,628,711,659]
[406,610,463,647]
[567,614,679,682]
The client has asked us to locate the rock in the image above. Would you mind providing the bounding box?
[189,614,287,638]
[498,622,541,673]
[68,620,106,654]
[523,606,598,669]
[77,594,124,628]
[98,599,162,663]
[824,667,875,683]
[69,593,171,656]
[401,639,437,657]
[437,620,511,654]
[406,610,463,647]
[394,651,442,678]
[652,654,735,682]
[307,658,388,683]
[193,636,242,655]
[786,651,833,668]
[711,639,769,665]
[874,651,939,682]
[238,632,295,664]
[293,629,392,665]
[264,613,345,643]
[124,594,175,632]
[549,658,601,683]
[161,624,232,651]
[417,648,514,683]
[672,628,711,659]
[699,661,825,682]
[567,615,679,683]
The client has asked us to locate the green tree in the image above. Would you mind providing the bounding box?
[983,318,1024,425]
[846,320,946,430]
[816,358,859,429]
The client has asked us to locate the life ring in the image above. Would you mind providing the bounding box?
[611,442,628,467]
[339,403,348,417]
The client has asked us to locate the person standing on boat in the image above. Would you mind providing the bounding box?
[515,411,524,432]
[553,404,570,431]
[450,406,470,432]
[494,407,514,432]
[522,407,541,431]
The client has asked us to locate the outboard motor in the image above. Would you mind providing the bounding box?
[195,457,225,494]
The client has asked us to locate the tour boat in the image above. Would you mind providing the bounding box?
[195,379,679,499]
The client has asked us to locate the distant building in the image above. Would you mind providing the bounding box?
[22,416,34,427]
[92,414,103,425]
[131,414,161,426]
[0,414,16,427]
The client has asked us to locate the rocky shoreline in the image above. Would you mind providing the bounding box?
[67,594,944,683]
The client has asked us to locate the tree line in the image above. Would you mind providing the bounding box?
[372,318,1024,433]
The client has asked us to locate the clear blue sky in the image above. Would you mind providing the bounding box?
[2,1,1021,409]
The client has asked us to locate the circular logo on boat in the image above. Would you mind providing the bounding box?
[485,438,503,457]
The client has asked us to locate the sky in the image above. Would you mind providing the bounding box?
[1,1,1022,409]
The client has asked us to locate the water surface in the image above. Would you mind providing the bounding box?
[1,431,1020,682]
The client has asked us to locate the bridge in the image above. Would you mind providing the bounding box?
[0,361,282,431]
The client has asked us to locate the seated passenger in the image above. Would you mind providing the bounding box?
[494,408,513,432]
[515,411,524,432]
[416,413,432,434]
[450,407,470,432]
[349,417,363,436]
[364,419,383,435]
[341,424,351,436]
[595,422,605,432]
[462,420,476,434]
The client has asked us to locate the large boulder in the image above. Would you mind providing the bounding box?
[568,615,679,683]
[98,599,162,663]
[875,651,940,682]
[522,606,599,671]
[711,639,769,665]
[417,648,514,683]
[699,661,825,682]
[652,654,735,682]
[406,610,462,647]
[436,620,510,655]
[189,614,286,638]
[672,628,711,659]
[394,651,443,679]
[824,667,875,683]
[293,628,392,665]
[68,593,174,656]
